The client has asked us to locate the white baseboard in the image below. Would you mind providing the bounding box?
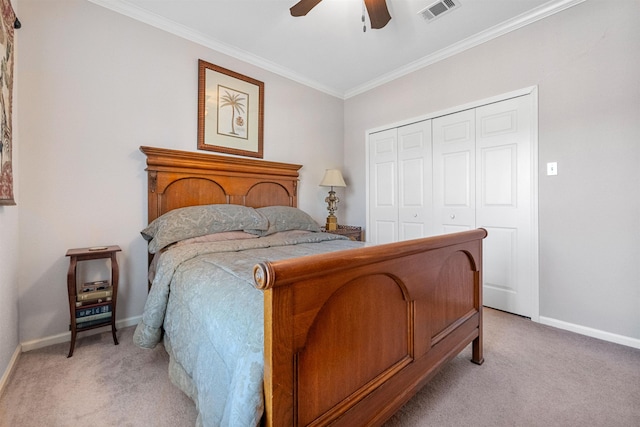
[539,316,640,349]
[20,315,142,353]
[0,345,21,399]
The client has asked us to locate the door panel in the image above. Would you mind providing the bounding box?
[398,120,432,241]
[483,226,517,292]
[476,95,534,317]
[433,109,476,234]
[443,151,471,206]
[481,144,516,207]
[374,220,397,245]
[368,129,398,244]
[432,95,535,318]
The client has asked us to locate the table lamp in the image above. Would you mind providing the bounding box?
[319,169,346,231]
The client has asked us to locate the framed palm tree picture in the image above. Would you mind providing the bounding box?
[198,59,264,158]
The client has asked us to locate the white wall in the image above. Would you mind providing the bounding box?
[344,0,640,342]
[16,0,344,344]
[0,196,19,388]
[0,203,19,387]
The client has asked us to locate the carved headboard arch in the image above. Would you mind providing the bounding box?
[140,146,302,223]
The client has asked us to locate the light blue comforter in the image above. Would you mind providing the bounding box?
[133,232,361,427]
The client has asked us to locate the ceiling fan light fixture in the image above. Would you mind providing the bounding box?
[290,0,322,17]
[363,0,391,29]
[290,0,390,30]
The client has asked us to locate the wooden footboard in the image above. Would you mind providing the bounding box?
[254,228,487,426]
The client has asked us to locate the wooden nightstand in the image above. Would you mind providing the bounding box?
[322,225,363,241]
[65,245,121,357]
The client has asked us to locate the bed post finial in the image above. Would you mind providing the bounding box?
[253,262,274,290]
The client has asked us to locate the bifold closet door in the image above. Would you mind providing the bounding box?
[397,120,433,240]
[368,128,398,244]
[432,95,535,318]
[432,109,476,234]
[476,95,534,318]
[368,121,432,244]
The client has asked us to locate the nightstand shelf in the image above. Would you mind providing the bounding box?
[65,245,121,358]
[322,225,363,241]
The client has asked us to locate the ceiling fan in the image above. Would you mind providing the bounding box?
[290,0,392,30]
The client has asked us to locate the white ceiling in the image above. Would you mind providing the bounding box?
[90,0,582,98]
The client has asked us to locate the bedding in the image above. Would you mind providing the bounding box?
[134,230,362,427]
[147,231,259,284]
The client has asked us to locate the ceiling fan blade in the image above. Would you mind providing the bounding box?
[364,0,391,29]
[290,0,323,17]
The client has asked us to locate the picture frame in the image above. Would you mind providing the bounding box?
[0,0,17,205]
[197,59,264,158]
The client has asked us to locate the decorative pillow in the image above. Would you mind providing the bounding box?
[245,206,321,236]
[141,204,268,253]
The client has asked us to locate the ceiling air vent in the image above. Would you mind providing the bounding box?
[418,0,460,22]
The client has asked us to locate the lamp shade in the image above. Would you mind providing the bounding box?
[319,169,346,187]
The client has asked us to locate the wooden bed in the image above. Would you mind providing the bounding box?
[140,146,486,427]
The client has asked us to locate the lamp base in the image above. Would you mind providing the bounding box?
[325,216,338,231]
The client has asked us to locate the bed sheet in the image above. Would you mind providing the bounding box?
[134,232,362,427]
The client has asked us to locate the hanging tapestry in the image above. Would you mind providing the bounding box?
[0,0,16,205]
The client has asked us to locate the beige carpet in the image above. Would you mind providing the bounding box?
[1,308,639,427]
[0,326,198,427]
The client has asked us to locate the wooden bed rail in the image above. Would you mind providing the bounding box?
[253,229,486,290]
[254,229,487,427]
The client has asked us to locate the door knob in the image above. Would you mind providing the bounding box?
[450,214,456,219]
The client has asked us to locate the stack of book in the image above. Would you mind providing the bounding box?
[76,280,113,305]
[75,280,113,328]
[76,304,112,329]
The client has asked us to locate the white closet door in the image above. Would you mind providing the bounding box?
[432,109,476,234]
[398,120,433,240]
[368,90,538,318]
[476,95,534,318]
[432,95,535,318]
[368,128,398,244]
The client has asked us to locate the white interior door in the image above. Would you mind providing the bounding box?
[368,128,398,244]
[398,120,433,240]
[432,109,476,234]
[476,95,535,318]
[432,95,536,318]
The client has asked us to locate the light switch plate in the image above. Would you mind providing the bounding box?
[547,162,558,176]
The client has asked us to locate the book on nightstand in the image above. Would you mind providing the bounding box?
[80,280,110,293]
[76,286,113,302]
[75,296,112,307]
[76,305,111,318]
[76,315,112,329]
[76,311,111,324]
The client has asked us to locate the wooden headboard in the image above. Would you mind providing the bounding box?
[140,146,302,223]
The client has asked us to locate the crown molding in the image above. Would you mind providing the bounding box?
[87,0,343,98]
[344,0,587,99]
[89,0,585,100]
